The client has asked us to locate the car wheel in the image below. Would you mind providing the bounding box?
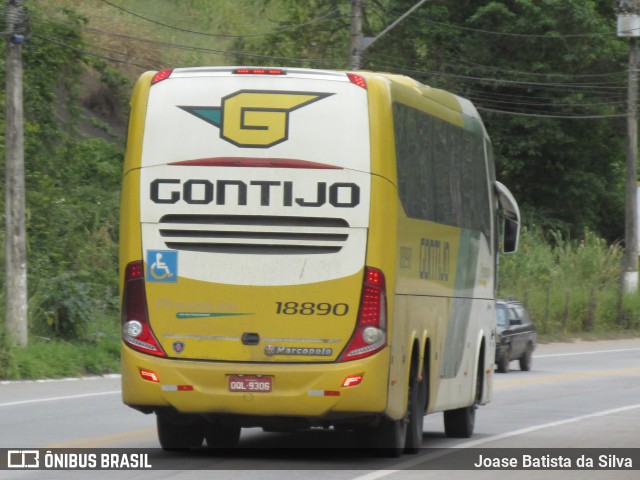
[519,343,533,371]
[497,349,510,373]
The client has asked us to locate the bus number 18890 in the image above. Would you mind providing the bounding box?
[275,302,349,316]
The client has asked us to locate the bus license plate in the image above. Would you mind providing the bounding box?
[228,375,273,393]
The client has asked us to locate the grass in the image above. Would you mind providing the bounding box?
[537,328,640,345]
[39,0,288,80]
[0,314,120,380]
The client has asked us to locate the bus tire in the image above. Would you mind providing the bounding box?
[404,365,427,453]
[156,412,205,450]
[444,351,482,438]
[443,404,476,438]
[371,416,407,458]
[205,422,241,449]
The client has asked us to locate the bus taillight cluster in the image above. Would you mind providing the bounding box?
[339,267,387,361]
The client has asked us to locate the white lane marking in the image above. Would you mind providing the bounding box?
[536,347,640,358]
[350,403,640,480]
[0,390,120,408]
[0,374,121,386]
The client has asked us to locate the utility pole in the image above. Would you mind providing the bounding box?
[617,1,640,293]
[348,0,430,70]
[4,0,28,346]
[349,0,364,70]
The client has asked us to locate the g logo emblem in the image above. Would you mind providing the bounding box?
[180,90,333,148]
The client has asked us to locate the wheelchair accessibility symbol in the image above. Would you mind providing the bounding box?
[147,250,178,283]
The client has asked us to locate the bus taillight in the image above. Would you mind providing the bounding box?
[233,68,286,75]
[339,267,387,362]
[347,73,367,89]
[151,69,173,85]
[121,261,166,357]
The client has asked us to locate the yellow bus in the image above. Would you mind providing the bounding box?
[120,67,520,456]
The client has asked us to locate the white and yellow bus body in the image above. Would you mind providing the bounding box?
[120,67,520,454]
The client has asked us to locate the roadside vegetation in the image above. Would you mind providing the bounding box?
[0,0,638,380]
[499,227,640,341]
[0,315,119,379]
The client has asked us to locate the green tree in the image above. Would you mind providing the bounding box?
[234,0,354,68]
[238,0,627,241]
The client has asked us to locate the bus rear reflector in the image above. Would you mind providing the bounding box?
[307,390,340,397]
[338,267,387,362]
[122,261,166,357]
[161,385,194,391]
[342,375,364,387]
[139,369,159,383]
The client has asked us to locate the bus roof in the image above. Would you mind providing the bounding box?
[155,67,482,122]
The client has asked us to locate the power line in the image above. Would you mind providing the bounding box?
[33,32,152,69]
[31,4,631,120]
[364,61,629,117]
[33,7,626,91]
[35,22,630,118]
[385,45,629,80]
[370,61,627,91]
[32,21,344,68]
[98,0,346,39]
[477,106,628,119]
[466,94,627,109]
[372,52,628,91]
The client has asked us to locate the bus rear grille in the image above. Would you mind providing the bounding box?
[158,214,350,255]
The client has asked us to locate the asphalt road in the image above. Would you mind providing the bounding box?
[1,338,639,479]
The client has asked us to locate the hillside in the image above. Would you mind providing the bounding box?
[1,0,299,376]
[38,0,286,137]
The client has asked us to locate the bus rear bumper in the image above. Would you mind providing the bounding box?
[121,344,392,423]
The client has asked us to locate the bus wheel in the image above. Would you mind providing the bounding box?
[205,422,241,449]
[444,355,482,438]
[156,412,205,450]
[443,404,476,438]
[371,416,407,458]
[404,368,427,453]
